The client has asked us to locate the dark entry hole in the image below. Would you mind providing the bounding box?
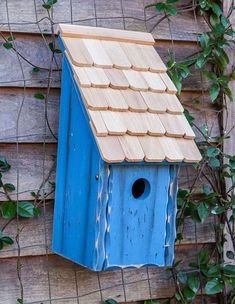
[132,178,150,199]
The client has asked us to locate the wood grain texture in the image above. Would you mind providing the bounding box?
[62,37,94,67]
[0,89,219,144]
[0,144,56,202]
[0,0,209,41]
[59,24,155,45]
[0,200,216,259]
[83,38,113,68]
[0,88,59,143]
[0,34,210,90]
[223,0,235,266]
[0,3,219,299]
[102,40,132,69]
[95,135,125,163]
[0,244,215,304]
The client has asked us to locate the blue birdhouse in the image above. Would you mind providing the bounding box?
[52,24,201,271]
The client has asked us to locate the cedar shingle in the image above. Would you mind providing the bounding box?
[61,24,201,163]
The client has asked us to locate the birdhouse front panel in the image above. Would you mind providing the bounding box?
[53,24,202,271]
[104,164,178,269]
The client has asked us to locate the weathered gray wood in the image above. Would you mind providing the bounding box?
[223,1,235,266]
[0,199,216,258]
[0,0,209,41]
[0,88,218,143]
[0,141,214,202]
[0,34,61,87]
[0,144,56,201]
[0,33,210,90]
[0,244,214,304]
[0,88,59,143]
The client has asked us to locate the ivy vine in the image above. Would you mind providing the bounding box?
[144,0,235,303]
[1,0,234,303]
[0,155,55,251]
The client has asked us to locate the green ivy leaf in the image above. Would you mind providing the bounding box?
[209,158,220,168]
[34,93,45,100]
[205,278,224,295]
[210,83,220,102]
[210,3,222,17]
[0,156,11,172]
[166,0,178,3]
[206,264,221,278]
[0,230,14,249]
[1,236,14,245]
[42,3,51,9]
[203,184,211,195]
[184,109,195,126]
[177,271,187,284]
[182,287,195,301]
[33,207,42,217]
[3,42,13,49]
[165,5,178,15]
[206,147,220,158]
[176,233,183,241]
[226,251,235,260]
[42,0,57,9]
[197,202,209,223]
[7,36,15,42]
[200,33,210,49]
[202,71,217,81]
[4,183,15,191]
[200,124,209,138]
[188,274,200,293]
[174,291,181,301]
[211,205,226,215]
[198,250,209,265]
[155,2,178,15]
[196,54,207,68]
[224,265,235,276]
[32,67,40,73]
[105,300,118,304]
[17,201,36,218]
[48,42,62,54]
[169,71,182,93]
[0,201,16,219]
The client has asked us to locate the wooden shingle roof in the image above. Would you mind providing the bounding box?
[58,24,202,163]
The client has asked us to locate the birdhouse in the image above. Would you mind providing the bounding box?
[52,24,202,271]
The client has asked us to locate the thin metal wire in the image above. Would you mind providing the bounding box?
[4,0,27,300]
[192,2,208,303]
[74,263,80,304]
[93,0,98,27]
[121,269,127,302]
[120,0,126,30]
[0,1,209,303]
[97,272,104,302]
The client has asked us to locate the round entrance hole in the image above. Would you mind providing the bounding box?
[131,178,150,199]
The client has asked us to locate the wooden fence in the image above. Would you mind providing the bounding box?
[0,0,233,303]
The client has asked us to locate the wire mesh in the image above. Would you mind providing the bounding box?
[0,0,219,303]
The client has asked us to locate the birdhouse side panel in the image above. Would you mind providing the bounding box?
[165,165,179,265]
[53,58,106,269]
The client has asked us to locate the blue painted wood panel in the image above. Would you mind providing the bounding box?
[53,57,109,270]
[104,164,177,269]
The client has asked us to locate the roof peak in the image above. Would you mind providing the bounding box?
[58,24,155,45]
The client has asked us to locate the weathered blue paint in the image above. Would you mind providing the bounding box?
[53,38,180,271]
[165,166,179,265]
[104,164,174,269]
[52,56,107,269]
